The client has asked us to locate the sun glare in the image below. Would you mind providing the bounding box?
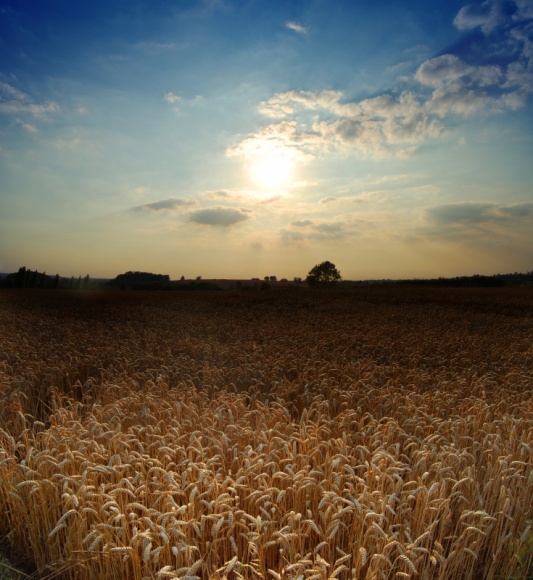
[249,150,295,191]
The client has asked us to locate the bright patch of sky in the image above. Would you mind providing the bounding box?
[0,0,532,279]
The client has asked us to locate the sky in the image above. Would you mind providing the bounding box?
[1,0,532,280]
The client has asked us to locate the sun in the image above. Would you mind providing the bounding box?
[249,150,295,191]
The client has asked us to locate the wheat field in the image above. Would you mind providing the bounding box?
[0,287,532,579]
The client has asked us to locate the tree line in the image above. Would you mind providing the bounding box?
[1,263,531,290]
[0,267,90,290]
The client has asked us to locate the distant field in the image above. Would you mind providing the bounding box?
[0,287,532,579]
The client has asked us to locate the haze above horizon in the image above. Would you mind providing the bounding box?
[1,0,532,280]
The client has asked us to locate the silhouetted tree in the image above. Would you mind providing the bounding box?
[53,274,60,289]
[109,271,171,290]
[28,270,37,288]
[14,267,27,288]
[306,261,342,286]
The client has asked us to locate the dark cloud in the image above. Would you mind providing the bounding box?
[280,229,305,242]
[135,198,196,212]
[426,202,498,224]
[418,199,533,250]
[189,207,251,226]
[426,201,533,225]
[315,222,344,233]
[281,221,348,242]
[498,202,533,217]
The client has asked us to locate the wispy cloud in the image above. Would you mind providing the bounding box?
[189,207,251,226]
[281,219,350,243]
[134,198,196,212]
[318,192,387,206]
[426,201,533,224]
[0,82,59,119]
[135,41,178,53]
[285,21,308,34]
[315,222,344,233]
[164,91,182,105]
[280,229,305,242]
[17,120,38,133]
[202,190,238,200]
[291,219,313,227]
[426,202,500,224]
[498,202,533,217]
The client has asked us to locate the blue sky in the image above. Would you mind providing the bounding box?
[1,0,532,280]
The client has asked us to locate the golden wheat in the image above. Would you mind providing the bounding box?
[0,287,531,578]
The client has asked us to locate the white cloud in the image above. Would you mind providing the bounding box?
[259,90,347,118]
[17,120,38,133]
[426,85,491,116]
[453,1,502,33]
[230,1,533,162]
[503,62,533,96]
[164,92,182,104]
[285,21,308,34]
[415,55,502,89]
[454,0,533,67]
[0,82,59,119]
[249,89,443,158]
[0,82,27,101]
